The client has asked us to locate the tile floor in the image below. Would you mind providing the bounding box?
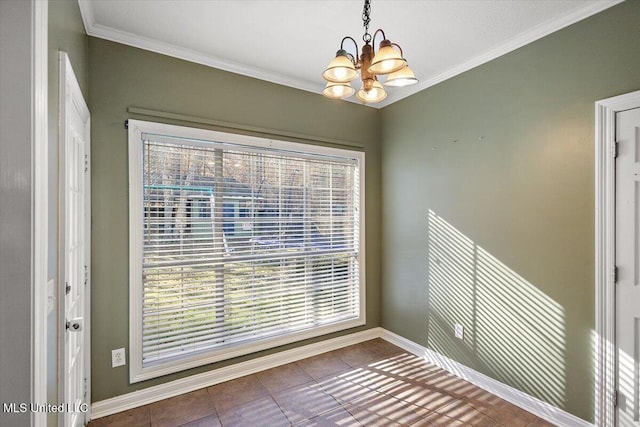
[88,339,557,427]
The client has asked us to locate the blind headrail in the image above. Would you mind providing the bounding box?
[128,107,365,150]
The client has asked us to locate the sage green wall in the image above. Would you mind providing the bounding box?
[380,1,640,422]
[88,37,381,401]
[48,1,88,425]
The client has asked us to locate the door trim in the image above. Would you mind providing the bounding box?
[595,89,640,426]
[58,51,91,425]
[33,1,48,426]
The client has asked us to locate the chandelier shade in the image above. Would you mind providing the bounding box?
[368,40,406,75]
[322,50,358,83]
[323,81,356,99]
[356,80,387,104]
[384,64,418,87]
[321,0,417,105]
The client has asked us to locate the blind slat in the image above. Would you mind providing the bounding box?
[140,137,361,365]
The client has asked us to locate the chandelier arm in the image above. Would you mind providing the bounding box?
[372,28,387,51]
[391,42,404,57]
[340,36,360,66]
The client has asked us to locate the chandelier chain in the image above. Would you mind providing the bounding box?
[362,0,372,43]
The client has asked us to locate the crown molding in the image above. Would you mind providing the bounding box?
[78,0,623,110]
[376,0,624,108]
[77,0,327,97]
[77,0,95,35]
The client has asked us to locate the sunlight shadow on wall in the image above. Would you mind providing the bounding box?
[426,210,566,407]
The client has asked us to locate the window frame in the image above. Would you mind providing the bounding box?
[128,119,366,383]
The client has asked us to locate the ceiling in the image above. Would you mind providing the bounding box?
[78,0,621,108]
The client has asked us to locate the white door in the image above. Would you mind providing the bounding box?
[616,106,640,426]
[59,52,91,427]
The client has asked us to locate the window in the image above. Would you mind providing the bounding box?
[128,120,365,382]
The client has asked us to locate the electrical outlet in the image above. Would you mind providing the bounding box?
[454,323,464,340]
[112,348,126,368]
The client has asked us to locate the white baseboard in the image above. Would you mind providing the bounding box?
[90,327,382,420]
[380,329,593,427]
[92,327,592,427]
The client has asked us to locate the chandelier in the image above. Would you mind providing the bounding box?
[322,0,418,104]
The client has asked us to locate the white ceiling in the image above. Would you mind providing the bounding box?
[78,0,621,108]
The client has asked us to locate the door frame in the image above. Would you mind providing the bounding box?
[595,89,640,426]
[33,0,49,426]
[58,51,92,425]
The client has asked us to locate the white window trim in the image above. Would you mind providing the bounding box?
[128,119,366,383]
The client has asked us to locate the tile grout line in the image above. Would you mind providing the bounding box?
[203,386,222,426]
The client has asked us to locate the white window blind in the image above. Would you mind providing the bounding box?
[129,120,364,381]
